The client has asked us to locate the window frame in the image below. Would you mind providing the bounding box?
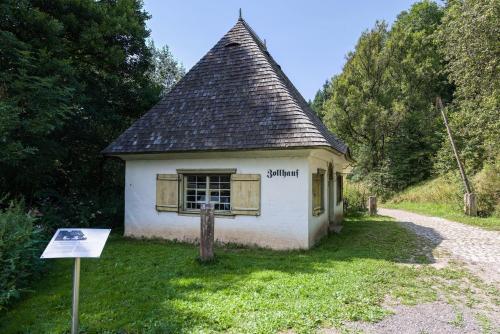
[312,169,325,216]
[178,170,235,214]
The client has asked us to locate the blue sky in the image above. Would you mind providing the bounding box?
[144,0,418,100]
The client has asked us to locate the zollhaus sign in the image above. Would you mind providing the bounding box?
[267,169,300,178]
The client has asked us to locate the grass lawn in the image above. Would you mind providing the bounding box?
[383,202,500,231]
[0,215,475,333]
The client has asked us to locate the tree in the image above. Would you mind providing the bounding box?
[383,0,451,189]
[310,79,333,121]
[435,0,500,174]
[0,0,183,228]
[148,41,185,97]
[0,0,76,196]
[323,1,450,194]
[324,22,402,186]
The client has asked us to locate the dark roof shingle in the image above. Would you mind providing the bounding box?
[102,19,349,156]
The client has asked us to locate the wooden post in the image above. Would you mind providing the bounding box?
[200,203,215,261]
[436,97,476,216]
[464,193,477,217]
[368,196,377,216]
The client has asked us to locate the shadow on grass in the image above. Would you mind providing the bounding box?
[376,214,444,264]
[0,214,442,333]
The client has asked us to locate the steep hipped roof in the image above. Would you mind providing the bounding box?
[102,18,349,157]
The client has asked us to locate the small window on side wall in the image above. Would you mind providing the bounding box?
[336,172,343,204]
[312,169,325,216]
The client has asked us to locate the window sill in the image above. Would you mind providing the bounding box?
[178,211,235,219]
[312,208,325,217]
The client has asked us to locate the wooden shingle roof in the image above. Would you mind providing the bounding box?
[102,18,349,157]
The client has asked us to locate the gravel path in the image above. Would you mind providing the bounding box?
[319,209,500,334]
[322,302,485,334]
[379,208,500,284]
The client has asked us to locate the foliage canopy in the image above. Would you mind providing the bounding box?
[314,0,498,201]
[0,0,184,229]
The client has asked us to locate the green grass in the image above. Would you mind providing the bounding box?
[383,202,500,231]
[0,215,472,333]
[384,175,500,231]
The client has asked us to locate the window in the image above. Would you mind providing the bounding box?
[184,175,231,211]
[312,170,325,216]
[156,171,260,216]
[336,172,343,204]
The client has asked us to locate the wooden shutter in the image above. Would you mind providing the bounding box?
[336,173,343,204]
[230,174,261,215]
[312,172,324,215]
[156,174,179,212]
[312,173,321,215]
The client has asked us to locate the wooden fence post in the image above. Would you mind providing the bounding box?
[200,203,215,261]
[368,196,377,216]
[464,193,477,217]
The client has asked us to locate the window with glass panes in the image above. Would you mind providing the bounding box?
[184,175,231,211]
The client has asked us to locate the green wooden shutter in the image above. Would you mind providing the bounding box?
[312,173,320,215]
[230,174,261,215]
[156,174,179,212]
[312,172,325,216]
[336,172,343,204]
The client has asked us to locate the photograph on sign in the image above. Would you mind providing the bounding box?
[41,228,111,259]
[55,230,87,241]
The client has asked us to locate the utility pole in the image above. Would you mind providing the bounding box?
[436,97,476,216]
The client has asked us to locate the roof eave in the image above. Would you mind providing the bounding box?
[101,144,349,159]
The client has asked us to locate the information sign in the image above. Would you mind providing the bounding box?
[41,228,111,259]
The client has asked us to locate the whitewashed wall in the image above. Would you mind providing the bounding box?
[307,149,347,247]
[123,152,310,249]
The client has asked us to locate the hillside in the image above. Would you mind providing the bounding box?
[383,176,500,230]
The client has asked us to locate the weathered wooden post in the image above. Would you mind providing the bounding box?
[200,203,215,261]
[368,196,377,216]
[464,193,477,216]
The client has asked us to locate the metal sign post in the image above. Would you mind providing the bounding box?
[41,228,111,333]
[72,257,81,334]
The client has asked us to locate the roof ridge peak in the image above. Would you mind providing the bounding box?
[237,19,266,49]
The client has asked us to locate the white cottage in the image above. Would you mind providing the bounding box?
[102,17,353,249]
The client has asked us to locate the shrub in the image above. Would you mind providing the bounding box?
[473,161,500,217]
[344,181,369,214]
[0,199,45,310]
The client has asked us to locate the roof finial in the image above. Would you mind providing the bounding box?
[239,8,242,20]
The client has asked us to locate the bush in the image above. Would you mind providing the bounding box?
[473,161,500,217]
[344,181,369,214]
[0,199,45,310]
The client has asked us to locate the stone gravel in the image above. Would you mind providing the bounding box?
[323,209,500,334]
[322,302,484,334]
[379,208,500,284]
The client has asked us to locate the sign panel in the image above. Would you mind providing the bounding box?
[41,228,111,259]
